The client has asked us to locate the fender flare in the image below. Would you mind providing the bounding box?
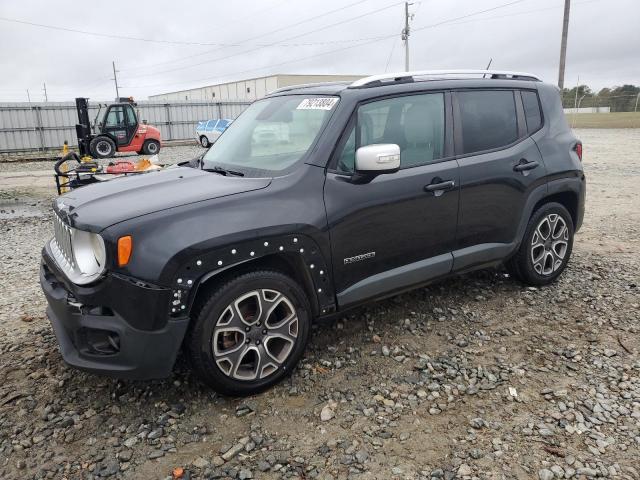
[165,234,335,320]
[513,173,584,253]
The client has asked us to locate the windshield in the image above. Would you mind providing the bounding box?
[202,95,339,176]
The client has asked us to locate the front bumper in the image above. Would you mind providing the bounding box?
[40,246,189,380]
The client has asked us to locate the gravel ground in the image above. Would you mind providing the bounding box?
[0,130,638,480]
[0,143,203,174]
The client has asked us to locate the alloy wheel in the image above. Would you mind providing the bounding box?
[530,213,569,276]
[212,289,299,381]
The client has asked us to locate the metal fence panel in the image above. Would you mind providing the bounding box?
[0,100,251,153]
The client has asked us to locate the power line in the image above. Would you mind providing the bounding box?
[426,0,601,29]
[122,1,402,79]
[120,0,387,74]
[0,15,376,51]
[125,0,533,91]
[121,0,373,72]
[411,0,527,34]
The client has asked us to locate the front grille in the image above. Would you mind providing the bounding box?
[52,212,76,271]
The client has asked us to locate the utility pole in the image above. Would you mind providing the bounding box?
[26,89,31,103]
[557,0,571,89]
[402,2,414,72]
[635,92,639,112]
[42,82,48,102]
[111,61,120,99]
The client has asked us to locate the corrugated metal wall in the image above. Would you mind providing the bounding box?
[0,100,251,153]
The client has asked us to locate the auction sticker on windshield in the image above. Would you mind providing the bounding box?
[297,98,338,110]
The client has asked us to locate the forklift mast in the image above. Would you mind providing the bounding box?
[75,97,92,157]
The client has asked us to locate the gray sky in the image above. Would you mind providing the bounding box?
[0,0,638,102]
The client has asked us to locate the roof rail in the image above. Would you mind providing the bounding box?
[349,70,541,88]
[269,81,352,95]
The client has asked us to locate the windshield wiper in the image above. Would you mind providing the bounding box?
[202,166,245,177]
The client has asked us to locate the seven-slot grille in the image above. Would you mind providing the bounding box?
[53,212,76,269]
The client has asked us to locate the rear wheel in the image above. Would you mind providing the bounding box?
[199,135,210,148]
[507,202,574,286]
[186,270,311,396]
[89,136,116,159]
[142,139,160,155]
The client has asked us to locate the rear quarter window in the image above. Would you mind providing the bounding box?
[458,90,518,154]
[521,90,543,133]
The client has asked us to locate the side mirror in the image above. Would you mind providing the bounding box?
[142,119,148,125]
[355,144,400,174]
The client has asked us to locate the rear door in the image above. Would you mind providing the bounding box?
[324,91,460,307]
[452,88,546,270]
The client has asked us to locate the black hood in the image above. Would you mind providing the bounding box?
[54,166,271,232]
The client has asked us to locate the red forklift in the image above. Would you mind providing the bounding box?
[75,97,162,159]
[53,98,163,194]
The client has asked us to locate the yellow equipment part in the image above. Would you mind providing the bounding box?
[59,142,69,194]
[134,158,161,172]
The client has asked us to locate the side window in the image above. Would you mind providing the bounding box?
[458,90,518,154]
[521,90,542,134]
[105,106,125,128]
[336,93,446,173]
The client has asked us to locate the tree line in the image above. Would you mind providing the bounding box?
[561,84,640,112]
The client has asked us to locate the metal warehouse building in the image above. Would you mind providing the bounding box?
[148,74,364,102]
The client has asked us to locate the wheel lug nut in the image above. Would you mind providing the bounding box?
[245,327,250,332]
[255,339,261,345]
[262,329,267,335]
[245,338,250,344]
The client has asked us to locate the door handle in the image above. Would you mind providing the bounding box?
[513,159,539,172]
[424,179,455,193]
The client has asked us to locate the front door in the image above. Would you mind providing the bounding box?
[324,92,460,308]
[102,104,137,146]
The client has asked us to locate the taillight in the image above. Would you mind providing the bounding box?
[575,142,583,161]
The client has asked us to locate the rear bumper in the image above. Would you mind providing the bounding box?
[40,246,189,380]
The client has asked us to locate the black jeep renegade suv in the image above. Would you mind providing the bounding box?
[41,70,585,396]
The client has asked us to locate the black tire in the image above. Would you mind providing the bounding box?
[507,202,574,286]
[142,139,160,155]
[199,135,210,148]
[89,136,116,159]
[186,270,312,396]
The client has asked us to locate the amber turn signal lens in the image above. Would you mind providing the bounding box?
[117,236,133,267]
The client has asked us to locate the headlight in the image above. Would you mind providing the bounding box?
[72,230,106,282]
[50,216,106,285]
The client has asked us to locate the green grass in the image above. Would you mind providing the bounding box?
[565,112,640,128]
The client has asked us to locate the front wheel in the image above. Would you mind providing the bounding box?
[507,202,574,286]
[186,270,312,396]
[89,136,116,159]
[199,135,210,148]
